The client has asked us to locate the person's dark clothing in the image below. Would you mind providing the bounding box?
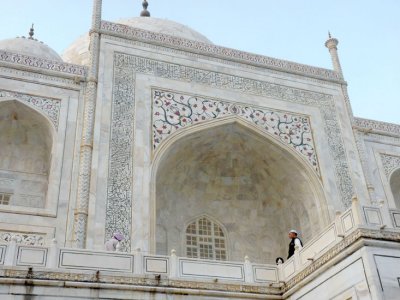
[287,237,303,259]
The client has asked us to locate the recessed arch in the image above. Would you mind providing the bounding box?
[0,97,57,135]
[389,168,400,209]
[150,116,329,262]
[0,99,55,208]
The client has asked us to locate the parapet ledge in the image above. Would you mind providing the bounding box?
[354,117,400,138]
[100,20,343,83]
[0,50,87,79]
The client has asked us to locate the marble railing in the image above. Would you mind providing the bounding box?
[0,241,279,285]
[1,197,399,286]
[281,196,400,283]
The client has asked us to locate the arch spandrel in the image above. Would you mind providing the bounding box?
[0,90,61,132]
[152,89,320,176]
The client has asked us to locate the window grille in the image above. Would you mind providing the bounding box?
[185,217,227,261]
[0,193,11,205]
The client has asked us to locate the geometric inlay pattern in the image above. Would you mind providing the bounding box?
[153,89,319,174]
[0,90,61,130]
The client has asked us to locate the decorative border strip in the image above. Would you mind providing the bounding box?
[0,67,80,89]
[0,90,61,130]
[104,54,136,252]
[355,117,400,136]
[0,268,280,295]
[0,231,45,246]
[0,50,87,77]
[153,89,320,174]
[101,21,340,82]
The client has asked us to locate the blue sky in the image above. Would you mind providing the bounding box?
[0,0,398,124]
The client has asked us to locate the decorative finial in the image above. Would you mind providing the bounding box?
[325,31,339,49]
[28,23,34,39]
[140,0,150,17]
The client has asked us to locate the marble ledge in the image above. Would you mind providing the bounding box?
[0,267,281,299]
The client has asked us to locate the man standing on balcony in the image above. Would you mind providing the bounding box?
[287,229,303,259]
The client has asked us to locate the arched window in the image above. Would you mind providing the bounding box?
[185,216,227,260]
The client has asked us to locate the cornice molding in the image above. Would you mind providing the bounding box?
[0,50,87,78]
[0,268,280,297]
[100,21,342,83]
[354,117,400,137]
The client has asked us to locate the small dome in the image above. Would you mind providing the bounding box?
[62,17,212,65]
[0,37,63,62]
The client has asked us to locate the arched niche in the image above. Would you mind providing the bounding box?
[0,100,54,208]
[390,168,400,209]
[152,118,329,263]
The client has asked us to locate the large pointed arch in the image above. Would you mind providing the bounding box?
[150,116,329,262]
[0,99,55,208]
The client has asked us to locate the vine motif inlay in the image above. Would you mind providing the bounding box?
[153,90,319,174]
[380,154,400,178]
[0,90,61,129]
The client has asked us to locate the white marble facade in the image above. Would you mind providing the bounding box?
[0,1,399,299]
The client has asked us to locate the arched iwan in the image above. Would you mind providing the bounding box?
[0,99,55,209]
[150,117,329,263]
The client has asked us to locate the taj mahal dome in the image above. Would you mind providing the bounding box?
[0,1,399,299]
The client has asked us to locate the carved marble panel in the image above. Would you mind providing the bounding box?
[153,89,320,174]
[105,57,135,252]
[0,231,45,246]
[0,90,61,129]
[380,154,400,178]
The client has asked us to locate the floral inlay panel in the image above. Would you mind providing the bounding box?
[153,90,319,174]
[0,90,61,130]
